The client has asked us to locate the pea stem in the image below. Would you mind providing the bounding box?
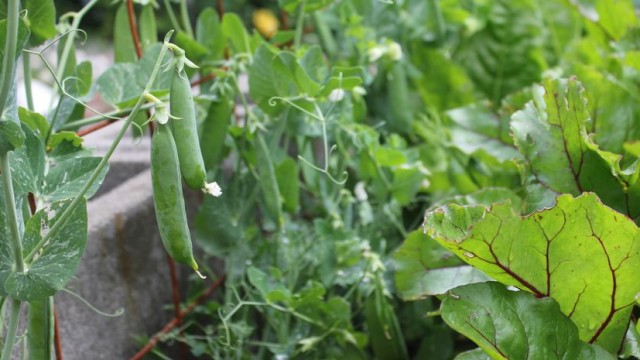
[25,31,175,263]
[162,0,183,33]
[0,0,20,117]
[23,54,34,111]
[0,299,21,360]
[59,102,156,130]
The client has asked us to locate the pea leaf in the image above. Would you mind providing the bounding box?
[41,157,108,203]
[9,123,43,196]
[4,199,87,301]
[441,282,615,359]
[425,193,640,352]
[96,44,172,108]
[394,230,491,300]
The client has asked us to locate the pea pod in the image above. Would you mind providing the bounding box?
[114,2,137,63]
[365,281,409,360]
[151,122,198,270]
[139,4,158,51]
[387,61,412,134]
[170,64,207,190]
[28,297,54,359]
[200,93,233,170]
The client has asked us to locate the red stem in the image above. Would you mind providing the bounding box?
[129,273,227,360]
[76,119,117,137]
[165,253,187,360]
[54,308,63,360]
[216,0,224,17]
[126,0,144,59]
[190,73,217,87]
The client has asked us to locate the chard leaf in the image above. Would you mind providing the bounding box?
[512,77,640,217]
[425,193,640,353]
[441,282,616,359]
[454,0,546,104]
[394,230,491,300]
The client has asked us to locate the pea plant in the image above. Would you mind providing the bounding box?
[3,0,640,359]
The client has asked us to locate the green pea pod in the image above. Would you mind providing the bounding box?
[151,123,199,270]
[28,297,54,360]
[170,67,207,190]
[114,3,137,63]
[387,61,412,134]
[254,134,283,229]
[365,284,409,360]
[139,4,158,51]
[200,94,233,171]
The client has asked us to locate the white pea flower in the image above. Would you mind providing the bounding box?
[352,86,367,96]
[367,45,386,62]
[328,88,345,102]
[203,182,222,197]
[387,41,403,61]
[354,181,368,201]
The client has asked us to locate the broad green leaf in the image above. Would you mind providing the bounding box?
[441,282,616,360]
[425,193,640,352]
[373,147,406,167]
[196,7,225,61]
[620,324,640,359]
[18,107,49,138]
[96,44,172,108]
[5,199,87,301]
[276,51,322,96]
[247,266,291,304]
[391,165,428,206]
[446,105,520,163]
[454,0,546,104]
[275,157,300,213]
[0,120,25,154]
[222,13,254,55]
[410,46,474,111]
[594,0,637,41]
[194,193,244,258]
[279,0,333,12]
[394,230,491,300]
[455,349,492,360]
[114,3,138,63]
[537,0,582,65]
[249,45,288,114]
[24,0,56,46]
[512,78,637,216]
[41,157,108,202]
[9,123,43,197]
